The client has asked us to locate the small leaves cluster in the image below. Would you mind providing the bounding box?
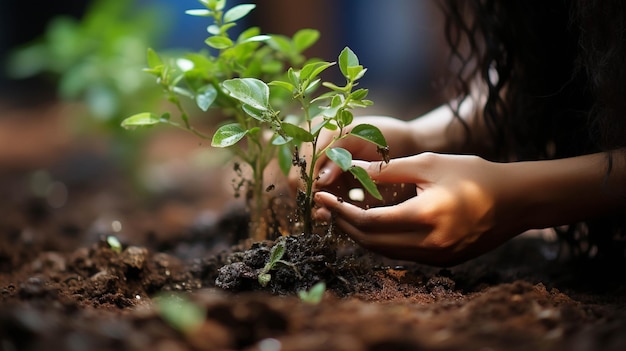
[222,47,388,234]
[122,0,388,238]
[257,239,298,287]
[121,0,320,240]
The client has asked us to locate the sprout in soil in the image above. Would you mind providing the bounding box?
[298,281,326,304]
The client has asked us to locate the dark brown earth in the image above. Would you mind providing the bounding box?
[1,102,626,351]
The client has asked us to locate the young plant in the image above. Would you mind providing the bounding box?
[298,281,326,304]
[121,0,321,241]
[222,47,388,235]
[257,238,298,287]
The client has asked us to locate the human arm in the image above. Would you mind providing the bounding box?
[313,151,626,266]
[288,96,491,201]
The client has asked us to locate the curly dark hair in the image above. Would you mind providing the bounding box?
[440,0,626,260]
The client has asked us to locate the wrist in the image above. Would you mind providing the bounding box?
[503,153,626,231]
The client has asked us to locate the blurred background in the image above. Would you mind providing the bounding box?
[0,0,448,251]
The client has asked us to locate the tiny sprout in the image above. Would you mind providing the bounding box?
[257,239,299,287]
[155,293,205,334]
[106,235,122,253]
[298,282,326,304]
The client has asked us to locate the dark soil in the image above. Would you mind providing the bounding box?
[2,103,626,351]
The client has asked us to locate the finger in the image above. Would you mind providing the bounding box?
[354,154,432,185]
[315,161,343,188]
[332,216,441,262]
[314,191,428,232]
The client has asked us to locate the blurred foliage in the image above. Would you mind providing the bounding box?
[5,0,167,130]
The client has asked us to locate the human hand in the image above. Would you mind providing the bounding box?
[313,153,525,266]
[288,116,420,206]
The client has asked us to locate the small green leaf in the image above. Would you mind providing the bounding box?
[196,85,217,111]
[339,110,353,127]
[268,241,286,266]
[185,9,212,16]
[339,47,359,78]
[268,35,293,54]
[121,112,162,129]
[349,166,382,200]
[268,80,295,93]
[239,34,271,44]
[156,294,205,334]
[326,148,352,171]
[224,4,256,23]
[300,61,334,81]
[106,235,122,254]
[207,25,220,35]
[281,122,314,142]
[222,78,270,110]
[242,104,267,121]
[272,134,292,146]
[211,123,249,147]
[278,144,293,175]
[205,36,234,49]
[350,88,369,101]
[293,29,320,53]
[258,273,271,287]
[146,48,162,69]
[298,282,326,304]
[350,124,387,147]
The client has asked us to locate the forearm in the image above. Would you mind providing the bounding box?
[503,151,626,231]
[408,97,493,156]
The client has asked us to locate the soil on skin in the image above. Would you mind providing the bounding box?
[2,105,626,351]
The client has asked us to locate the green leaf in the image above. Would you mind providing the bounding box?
[339,110,353,127]
[298,282,326,304]
[350,88,369,101]
[339,47,359,78]
[326,147,352,171]
[121,112,162,129]
[281,122,314,142]
[156,294,205,333]
[258,273,271,287]
[106,235,122,254]
[350,124,387,147]
[268,241,286,266]
[268,80,295,93]
[348,65,367,81]
[205,36,234,49]
[195,85,217,111]
[268,35,293,54]
[349,166,382,200]
[239,34,271,44]
[300,61,334,81]
[293,29,320,53]
[146,48,162,69]
[185,9,212,16]
[242,104,267,122]
[222,78,270,110]
[211,123,249,147]
[278,144,293,175]
[224,4,256,23]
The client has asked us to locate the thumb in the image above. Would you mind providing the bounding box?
[353,155,428,184]
[315,161,343,187]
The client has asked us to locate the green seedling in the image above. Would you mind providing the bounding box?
[257,238,298,287]
[155,293,206,334]
[224,47,388,235]
[122,0,321,241]
[106,235,122,254]
[298,282,326,304]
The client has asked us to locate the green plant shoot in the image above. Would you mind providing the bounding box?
[225,47,389,235]
[121,0,321,241]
